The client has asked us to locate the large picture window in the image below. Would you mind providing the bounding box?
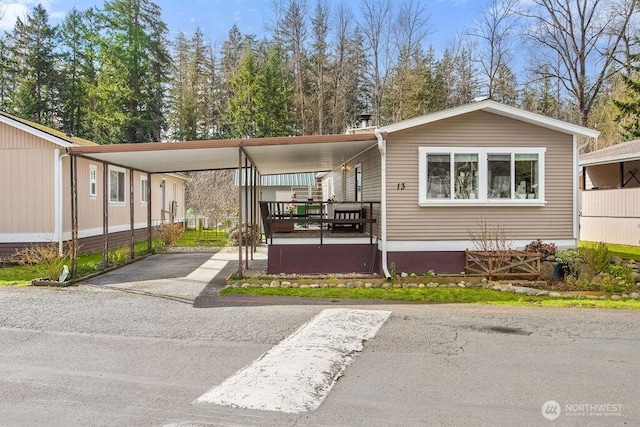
[419,147,545,205]
[109,167,126,203]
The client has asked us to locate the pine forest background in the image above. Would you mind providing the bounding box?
[2,0,640,151]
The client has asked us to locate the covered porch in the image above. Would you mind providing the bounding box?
[66,133,380,278]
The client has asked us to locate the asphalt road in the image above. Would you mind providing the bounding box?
[1,256,639,426]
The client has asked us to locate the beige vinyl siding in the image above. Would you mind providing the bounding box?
[0,122,57,234]
[338,146,382,236]
[386,110,574,241]
[63,159,186,235]
[0,121,55,150]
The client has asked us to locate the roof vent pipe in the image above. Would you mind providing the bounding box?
[358,113,371,128]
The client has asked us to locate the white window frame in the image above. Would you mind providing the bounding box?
[418,146,546,207]
[140,175,148,204]
[109,166,126,204]
[89,164,98,198]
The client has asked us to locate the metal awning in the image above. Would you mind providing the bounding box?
[66,134,378,175]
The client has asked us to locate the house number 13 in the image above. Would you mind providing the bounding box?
[397,183,405,190]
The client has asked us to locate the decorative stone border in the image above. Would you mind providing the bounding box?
[225,278,640,300]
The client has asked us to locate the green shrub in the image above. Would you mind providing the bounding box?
[581,242,611,278]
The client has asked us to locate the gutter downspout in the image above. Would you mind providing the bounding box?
[375,128,391,279]
[57,151,69,255]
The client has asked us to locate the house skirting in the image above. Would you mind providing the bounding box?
[267,244,380,275]
[0,228,152,259]
[387,251,467,275]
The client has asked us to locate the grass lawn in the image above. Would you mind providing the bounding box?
[0,240,156,287]
[176,229,228,247]
[221,287,640,310]
[580,241,640,261]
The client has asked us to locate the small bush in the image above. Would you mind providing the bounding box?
[227,223,259,246]
[581,242,611,278]
[155,223,184,246]
[108,247,130,265]
[524,239,557,258]
[11,243,69,281]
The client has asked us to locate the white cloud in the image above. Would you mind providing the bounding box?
[0,3,29,30]
[0,1,67,31]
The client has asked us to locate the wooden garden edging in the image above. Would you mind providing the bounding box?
[465,250,541,280]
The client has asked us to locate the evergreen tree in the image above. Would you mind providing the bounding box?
[6,4,60,126]
[614,52,640,141]
[59,8,96,137]
[92,0,171,143]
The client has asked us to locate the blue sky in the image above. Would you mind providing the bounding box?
[0,0,481,52]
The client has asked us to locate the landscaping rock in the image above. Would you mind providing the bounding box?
[418,283,425,288]
[310,284,320,289]
[355,281,364,288]
[630,292,639,299]
[346,282,355,288]
[548,292,562,298]
[300,284,310,289]
[382,283,391,289]
[364,282,373,288]
[337,283,346,288]
[622,293,629,299]
[262,284,269,288]
[535,291,550,296]
[599,295,609,300]
[241,283,251,288]
[457,282,466,288]
[611,256,623,265]
[281,282,291,288]
[427,283,438,288]
[400,272,409,278]
[393,283,402,289]
[439,284,448,288]
[328,283,337,288]
[270,280,281,287]
[448,283,457,288]
[540,261,555,282]
[611,295,622,301]
[291,283,300,288]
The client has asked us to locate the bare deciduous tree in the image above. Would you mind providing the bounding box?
[524,0,636,126]
[185,170,238,228]
[469,0,519,101]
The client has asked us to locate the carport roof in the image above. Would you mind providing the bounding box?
[66,134,378,175]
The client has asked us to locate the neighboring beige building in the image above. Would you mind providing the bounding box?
[580,140,640,247]
[0,111,186,258]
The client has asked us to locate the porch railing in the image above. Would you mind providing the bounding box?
[259,200,379,245]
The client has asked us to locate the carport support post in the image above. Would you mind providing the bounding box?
[238,149,243,278]
[70,155,78,279]
[102,162,109,269]
[252,166,257,258]
[147,172,152,252]
[129,168,135,260]
[244,157,249,270]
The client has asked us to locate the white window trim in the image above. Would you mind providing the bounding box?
[89,164,98,198]
[109,166,126,205]
[418,146,546,207]
[140,175,148,204]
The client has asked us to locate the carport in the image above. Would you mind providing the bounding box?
[66,134,378,278]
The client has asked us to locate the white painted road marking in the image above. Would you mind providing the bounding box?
[195,308,391,414]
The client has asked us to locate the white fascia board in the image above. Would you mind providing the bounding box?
[379,100,599,139]
[0,115,72,148]
[580,155,640,167]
